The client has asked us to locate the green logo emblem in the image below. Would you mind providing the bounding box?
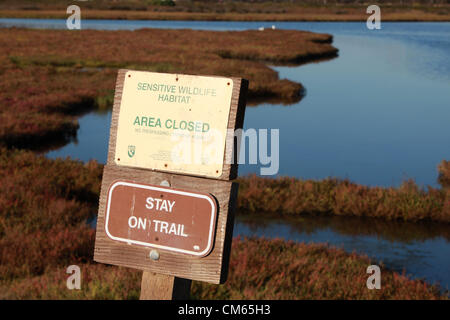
[128,145,136,158]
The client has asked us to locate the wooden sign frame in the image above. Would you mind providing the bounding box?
[94,69,248,286]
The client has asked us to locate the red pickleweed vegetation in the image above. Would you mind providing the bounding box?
[0,1,448,22]
[0,28,337,148]
[1,238,445,300]
[0,148,102,281]
[0,62,116,148]
[237,174,450,223]
[438,160,450,189]
[0,149,447,299]
[0,263,142,300]
[192,237,445,300]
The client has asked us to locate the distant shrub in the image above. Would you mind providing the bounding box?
[150,0,176,7]
[237,172,450,223]
[438,160,450,189]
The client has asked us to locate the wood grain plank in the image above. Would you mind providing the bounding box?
[140,272,191,300]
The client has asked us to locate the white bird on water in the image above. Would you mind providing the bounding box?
[259,25,275,31]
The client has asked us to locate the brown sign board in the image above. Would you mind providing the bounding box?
[105,180,217,257]
[94,166,238,284]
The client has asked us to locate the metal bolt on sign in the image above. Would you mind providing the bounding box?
[149,250,160,261]
[160,180,170,187]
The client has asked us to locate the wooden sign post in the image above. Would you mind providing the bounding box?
[94,69,248,299]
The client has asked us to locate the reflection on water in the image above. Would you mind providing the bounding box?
[238,213,450,243]
[235,213,450,293]
[46,110,112,162]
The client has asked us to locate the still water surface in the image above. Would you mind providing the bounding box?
[235,214,450,292]
[3,19,449,291]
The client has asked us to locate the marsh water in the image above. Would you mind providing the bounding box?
[2,19,449,291]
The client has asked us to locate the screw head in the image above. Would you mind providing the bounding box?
[149,250,160,261]
[160,180,170,187]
